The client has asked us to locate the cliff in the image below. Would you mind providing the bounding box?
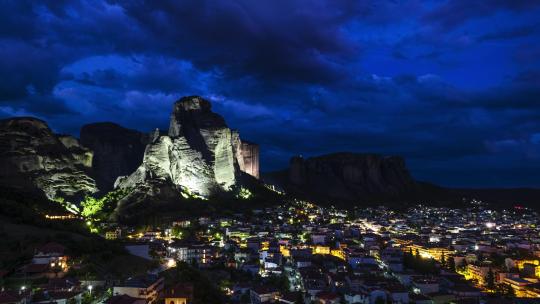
[267,152,419,204]
[115,96,256,200]
[0,117,97,201]
[80,122,149,192]
[238,140,260,179]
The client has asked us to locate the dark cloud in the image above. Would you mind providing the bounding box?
[107,0,362,84]
[478,23,539,42]
[423,0,540,30]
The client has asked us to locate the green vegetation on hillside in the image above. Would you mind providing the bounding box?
[81,187,132,220]
[0,188,156,282]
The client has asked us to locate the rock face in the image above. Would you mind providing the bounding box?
[283,153,417,202]
[239,141,260,179]
[80,122,149,192]
[115,96,254,197]
[0,117,97,201]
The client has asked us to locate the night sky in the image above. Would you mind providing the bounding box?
[1,1,539,188]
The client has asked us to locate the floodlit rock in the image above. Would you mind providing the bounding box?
[115,96,254,197]
[0,117,98,201]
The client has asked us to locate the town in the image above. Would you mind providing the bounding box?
[2,198,540,304]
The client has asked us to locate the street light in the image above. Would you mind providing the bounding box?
[88,285,93,295]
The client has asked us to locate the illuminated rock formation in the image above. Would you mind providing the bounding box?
[0,117,98,201]
[115,96,248,196]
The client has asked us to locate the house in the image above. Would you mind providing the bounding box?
[32,243,68,266]
[409,293,433,304]
[0,291,26,304]
[449,284,482,299]
[278,292,303,304]
[23,263,50,278]
[314,292,340,304]
[106,228,122,240]
[232,283,251,301]
[294,258,312,269]
[367,290,386,304]
[113,274,164,304]
[312,234,327,245]
[168,241,217,266]
[241,264,260,276]
[163,283,193,304]
[46,277,81,291]
[387,285,409,304]
[250,286,279,304]
[344,292,368,304]
[105,295,146,304]
[25,242,70,279]
[32,291,82,304]
[412,277,439,295]
[466,264,492,285]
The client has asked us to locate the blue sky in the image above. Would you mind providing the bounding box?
[1,0,539,187]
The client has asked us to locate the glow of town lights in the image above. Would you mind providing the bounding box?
[485,222,495,228]
[167,259,177,268]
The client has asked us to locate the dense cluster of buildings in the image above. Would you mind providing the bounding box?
[123,200,540,303]
[2,200,540,304]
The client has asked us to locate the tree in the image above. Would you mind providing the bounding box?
[447,255,456,271]
[267,274,290,292]
[374,296,385,304]
[477,253,484,263]
[486,268,495,290]
[240,292,250,303]
[295,292,305,304]
[498,283,515,298]
[440,252,446,268]
[81,188,131,220]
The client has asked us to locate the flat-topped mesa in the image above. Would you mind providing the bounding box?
[115,96,259,199]
[285,152,416,201]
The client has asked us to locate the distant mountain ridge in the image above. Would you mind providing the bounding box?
[264,153,540,210]
[264,153,419,204]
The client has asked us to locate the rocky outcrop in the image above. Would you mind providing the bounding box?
[239,141,260,179]
[80,122,148,192]
[270,153,417,203]
[0,117,97,201]
[115,96,250,197]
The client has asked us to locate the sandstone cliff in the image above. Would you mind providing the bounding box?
[80,122,149,192]
[115,96,254,197]
[266,152,418,203]
[0,117,97,201]
[239,141,260,179]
